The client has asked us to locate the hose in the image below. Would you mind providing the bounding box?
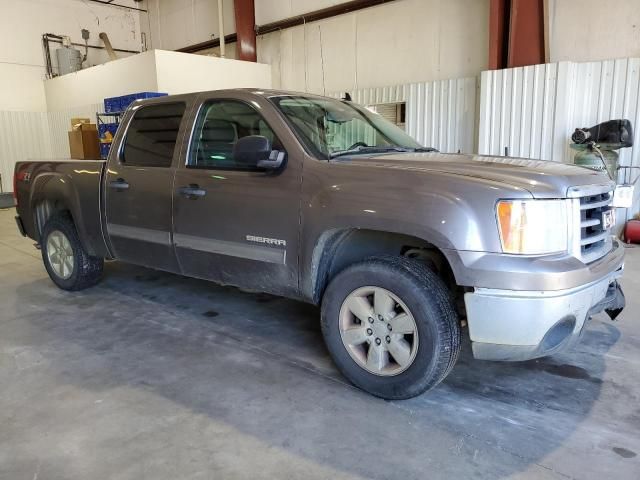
[590,142,614,180]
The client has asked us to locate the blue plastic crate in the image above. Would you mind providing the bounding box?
[103,92,167,114]
[118,95,135,112]
[120,92,168,111]
[99,142,112,160]
[103,96,121,113]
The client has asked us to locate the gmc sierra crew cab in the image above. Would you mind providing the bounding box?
[13,89,626,399]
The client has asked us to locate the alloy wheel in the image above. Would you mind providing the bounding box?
[339,286,419,376]
[46,230,75,280]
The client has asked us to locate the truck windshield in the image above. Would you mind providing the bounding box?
[271,95,425,159]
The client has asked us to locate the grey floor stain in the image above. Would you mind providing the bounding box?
[519,360,603,384]
[612,447,637,458]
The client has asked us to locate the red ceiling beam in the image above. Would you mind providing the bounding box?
[178,0,397,55]
[234,0,257,62]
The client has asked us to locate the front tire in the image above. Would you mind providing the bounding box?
[41,213,104,291]
[321,255,460,400]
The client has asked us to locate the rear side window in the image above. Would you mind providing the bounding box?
[121,103,186,167]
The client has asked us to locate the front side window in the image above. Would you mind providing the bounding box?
[270,96,423,159]
[189,100,281,170]
[122,102,186,167]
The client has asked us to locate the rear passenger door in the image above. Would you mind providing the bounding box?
[104,101,188,271]
[172,93,301,298]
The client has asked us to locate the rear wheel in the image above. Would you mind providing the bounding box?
[321,255,460,399]
[41,213,103,291]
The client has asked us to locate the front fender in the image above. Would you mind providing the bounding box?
[299,161,533,301]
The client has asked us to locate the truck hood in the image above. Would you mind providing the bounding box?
[331,152,613,198]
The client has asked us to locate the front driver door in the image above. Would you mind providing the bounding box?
[172,93,301,298]
[104,101,188,272]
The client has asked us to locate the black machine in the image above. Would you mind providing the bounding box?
[572,119,634,148]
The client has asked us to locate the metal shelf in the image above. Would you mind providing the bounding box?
[96,112,122,160]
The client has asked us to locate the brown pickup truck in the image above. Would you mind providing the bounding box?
[13,89,625,399]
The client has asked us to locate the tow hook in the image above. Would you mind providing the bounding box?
[605,281,625,321]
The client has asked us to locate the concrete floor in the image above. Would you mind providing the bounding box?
[0,208,639,480]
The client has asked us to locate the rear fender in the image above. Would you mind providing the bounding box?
[30,173,96,255]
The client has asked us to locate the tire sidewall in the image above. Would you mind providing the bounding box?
[41,216,83,290]
[321,259,451,399]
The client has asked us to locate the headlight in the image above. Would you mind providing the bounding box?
[496,199,569,254]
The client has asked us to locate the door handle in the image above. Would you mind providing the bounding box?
[178,184,207,198]
[109,178,129,191]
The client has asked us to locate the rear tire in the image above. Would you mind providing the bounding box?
[41,213,103,291]
[321,255,460,399]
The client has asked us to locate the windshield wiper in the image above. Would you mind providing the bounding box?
[329,145,413,158]
[329,145,439,158]
[412,147,439,153]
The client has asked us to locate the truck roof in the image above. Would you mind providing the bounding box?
[132,88,339,107]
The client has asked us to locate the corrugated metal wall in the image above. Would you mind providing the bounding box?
[406,77,477,154]
[0,104,102,192]
[479,58,640,219]
[0,112,51,193]
[345,85,408,106]
[479,63,560,160]
[332,76,478,154]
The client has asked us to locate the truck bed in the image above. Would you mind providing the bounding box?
[14,159,110,257]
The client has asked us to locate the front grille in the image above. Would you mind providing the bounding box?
[576,189,614,263]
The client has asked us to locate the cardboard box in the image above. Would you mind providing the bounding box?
[70,117,91,130]
[68,123,100,159]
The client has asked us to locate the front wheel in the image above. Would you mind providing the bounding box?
[41,213,104,291]
[321,255,460,399]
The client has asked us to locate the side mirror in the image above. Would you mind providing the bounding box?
[233,135,285,170]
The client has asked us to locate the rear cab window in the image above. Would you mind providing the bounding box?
[121,102,186,167]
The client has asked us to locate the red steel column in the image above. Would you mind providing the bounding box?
[234,0,257,62]
[489,0,545,69]
[488,0,509,70]
[507,0,545,67]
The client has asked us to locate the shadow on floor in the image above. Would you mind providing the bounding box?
[11,260,631,479]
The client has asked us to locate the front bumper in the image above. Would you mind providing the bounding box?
[465,240,625,361]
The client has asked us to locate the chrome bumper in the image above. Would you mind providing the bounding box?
[465,240,625,361]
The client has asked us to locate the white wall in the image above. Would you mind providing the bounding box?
[548,0,640,63]
[0,0,144,112]
[154,50,271,93]
[0,64,49,113]
[144,0,236,51]
[44,51,159,111]
[43,50,272,111]
[141,0,640,91]
[144,0,490,93]
[260,0,488,94]
[254,0,348,25]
